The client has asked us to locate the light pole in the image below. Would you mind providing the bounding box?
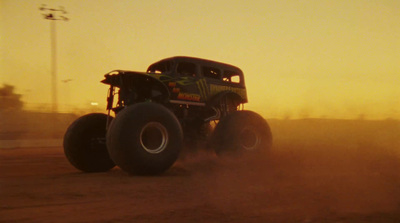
[39,5,69,113]
[61,79,72,112]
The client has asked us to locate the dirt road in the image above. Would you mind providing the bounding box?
[1,119,400,222]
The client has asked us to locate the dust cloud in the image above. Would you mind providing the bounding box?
[173,119,400,222]
[1,112,400,222]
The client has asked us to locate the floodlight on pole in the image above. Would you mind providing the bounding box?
[39,4,69,113]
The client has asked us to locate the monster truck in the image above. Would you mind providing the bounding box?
[64,56,272,175]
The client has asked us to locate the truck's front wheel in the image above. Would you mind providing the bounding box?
[106,103,183,175]
[63,113,115,172]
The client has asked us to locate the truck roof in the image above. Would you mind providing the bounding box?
[148,56,243,74]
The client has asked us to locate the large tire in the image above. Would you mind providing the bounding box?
[63,113,115,172]
[106,103,183,175]
[210,110,272,155]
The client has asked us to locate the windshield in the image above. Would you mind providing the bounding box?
[147,60,173,74]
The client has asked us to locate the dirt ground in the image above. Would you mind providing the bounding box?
[1,119,400,222]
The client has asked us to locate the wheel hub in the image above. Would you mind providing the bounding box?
[240,128,260,150]
[140,122,169,154]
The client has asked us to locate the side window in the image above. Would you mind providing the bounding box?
[222,70,241,84]
[177,62,197,77]
[202,66,221,79]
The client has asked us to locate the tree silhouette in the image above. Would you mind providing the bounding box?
[0,84,23,110]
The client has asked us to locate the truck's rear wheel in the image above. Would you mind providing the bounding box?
[210,110,272,155]
[106,103,183,175]
[63,113,115,172]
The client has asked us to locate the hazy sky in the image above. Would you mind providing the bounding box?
[1,0,399,119]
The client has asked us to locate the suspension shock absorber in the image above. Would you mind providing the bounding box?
[106,85,115,130]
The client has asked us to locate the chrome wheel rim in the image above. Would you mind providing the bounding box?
[140,122,168,154]
[240,128,260,150]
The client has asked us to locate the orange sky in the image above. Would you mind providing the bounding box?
[1,0,399,119]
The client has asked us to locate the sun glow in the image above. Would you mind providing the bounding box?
[1,0,399,119]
